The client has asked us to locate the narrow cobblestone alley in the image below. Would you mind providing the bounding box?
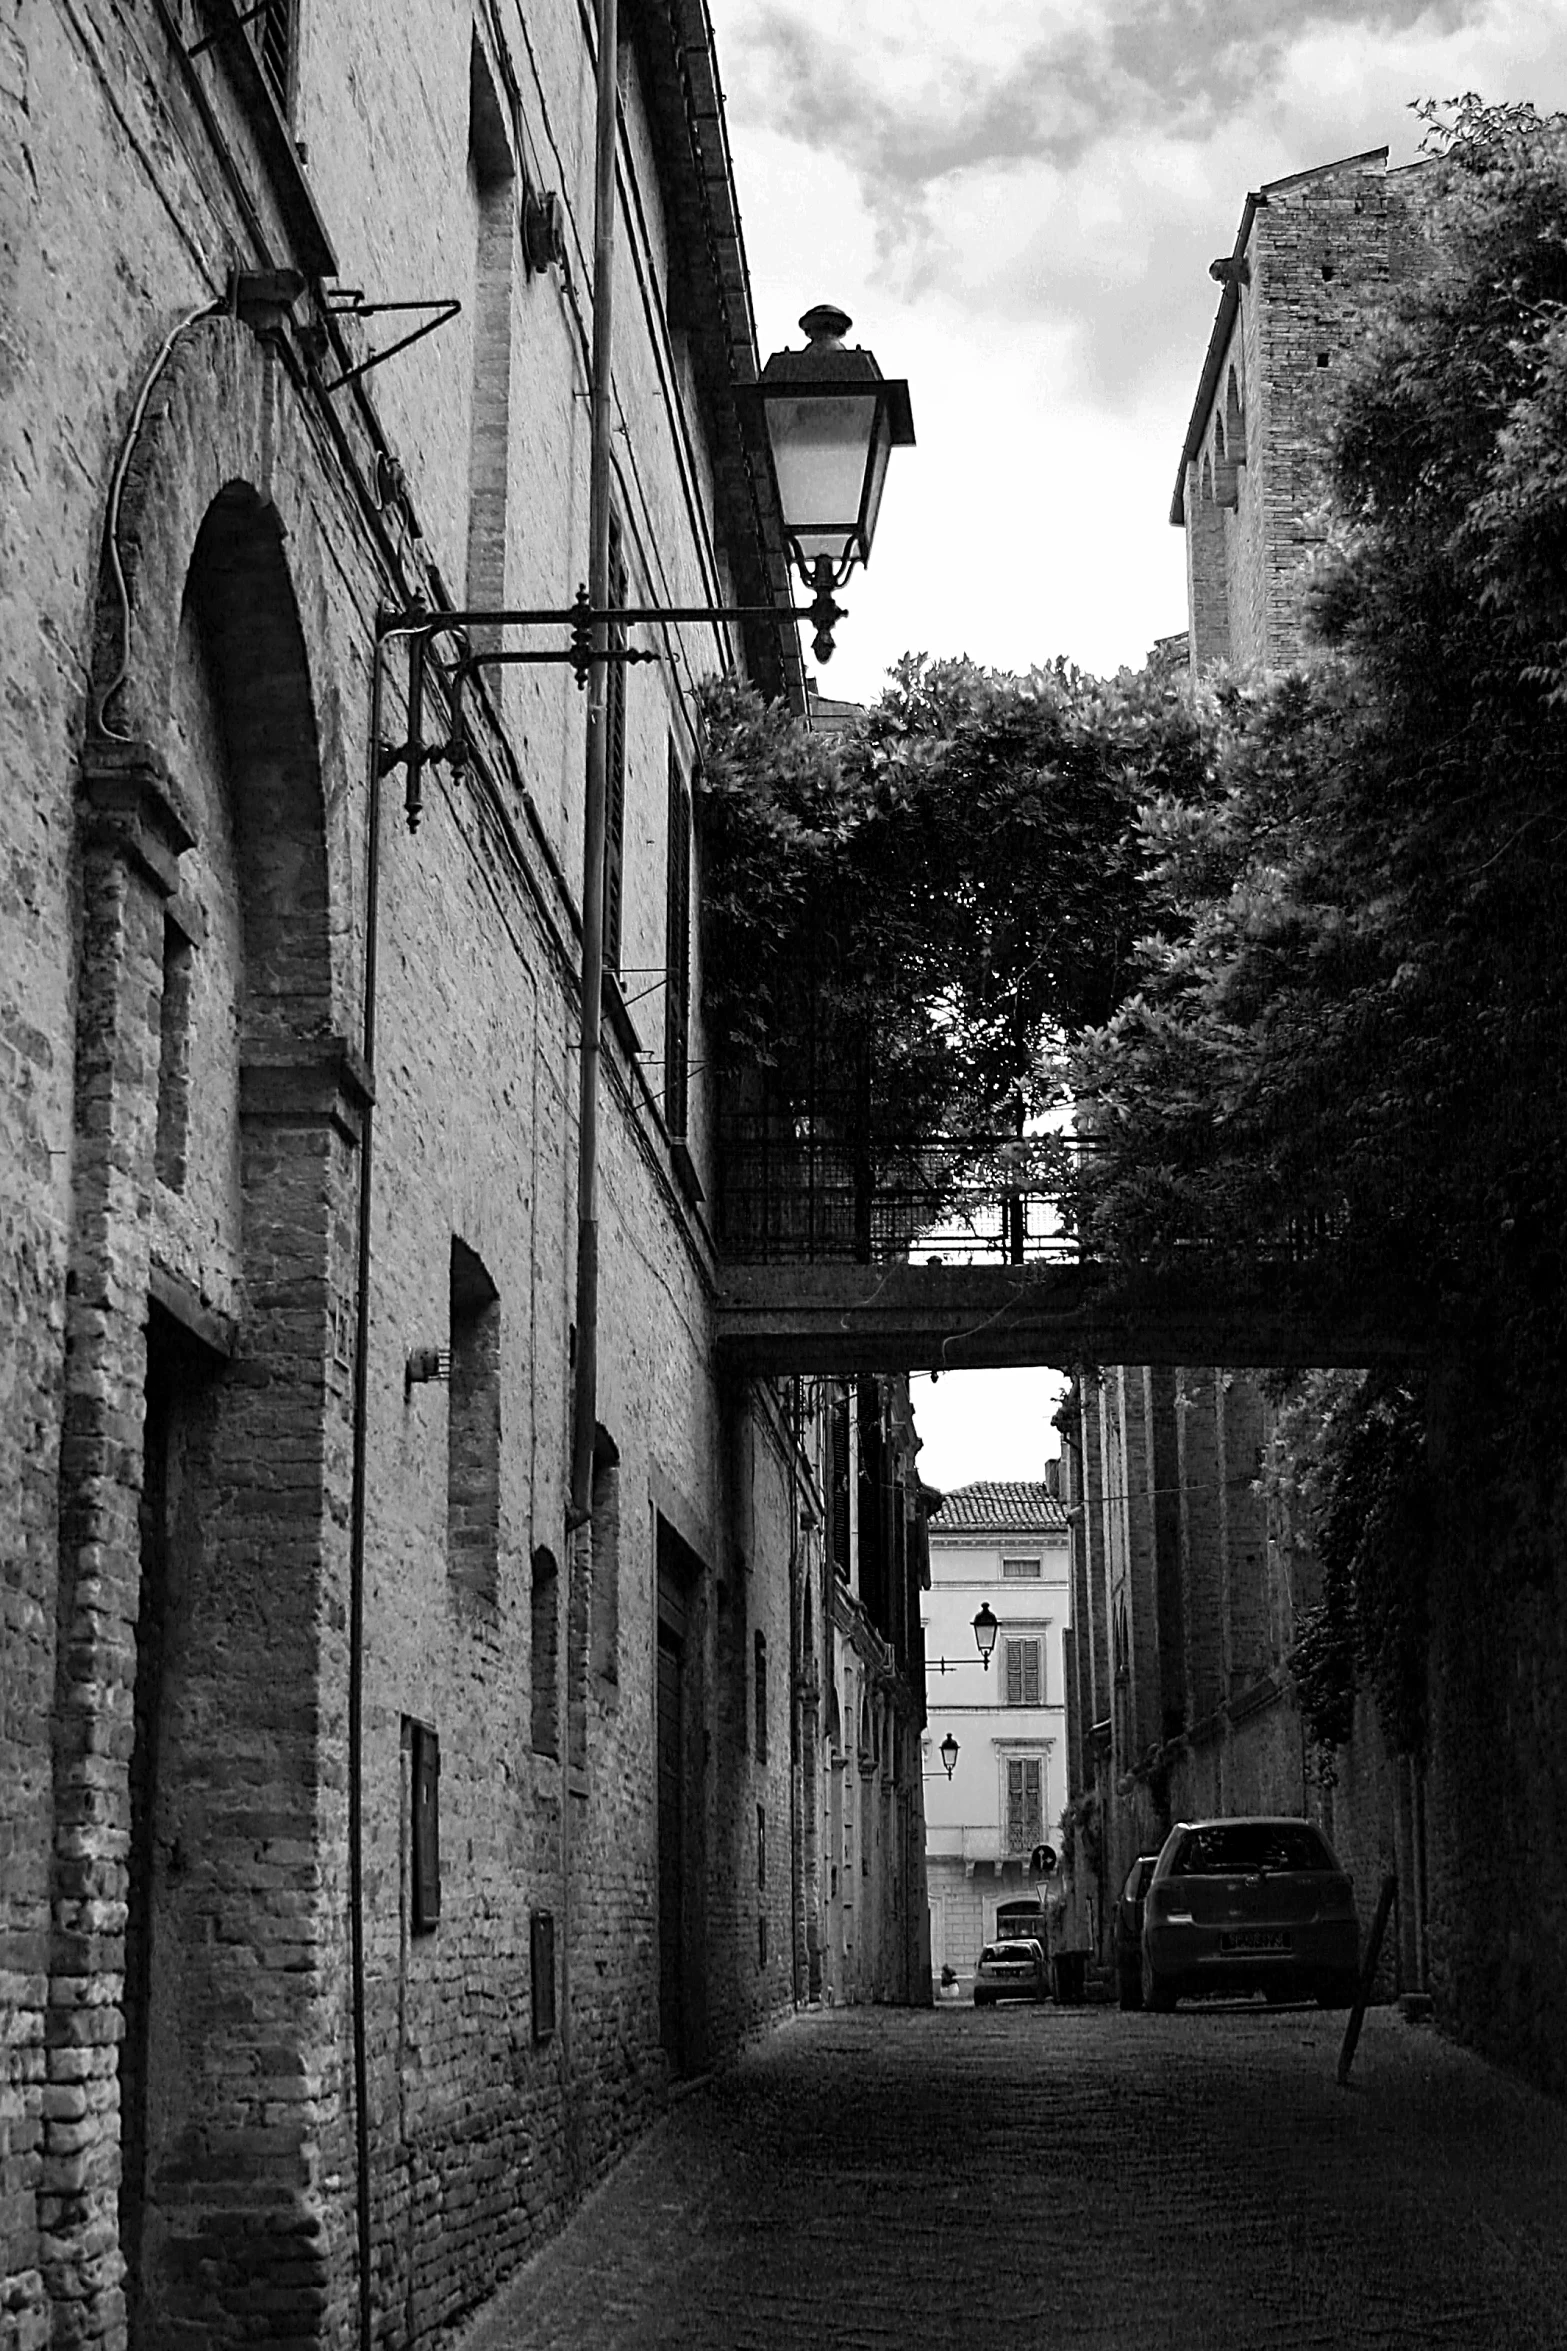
[450,2004,1567,2351]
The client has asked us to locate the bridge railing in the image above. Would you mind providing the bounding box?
[715,1119,1081,1265]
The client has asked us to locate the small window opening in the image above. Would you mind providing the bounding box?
[530,1546,560,1757]
[409,1719,441,1931]
[757,1803,766,1889]
[155,919,194,1191]
[448,1239,500,1603]
[590,1427,621,1683]
[754,1630,768,1762]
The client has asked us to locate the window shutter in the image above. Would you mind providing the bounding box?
[664,745,691,1137]
[1023,1640,1041,1705]
[602,515,628,969]
[1005,1640,1023,1705]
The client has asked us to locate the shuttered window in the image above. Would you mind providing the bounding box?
[1004,1637,1042,1707]
[602,513,629,970]
[1006,1758,1043,1854]
[664,745,691,1137]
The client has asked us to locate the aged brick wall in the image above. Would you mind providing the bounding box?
[3,1,846,2344]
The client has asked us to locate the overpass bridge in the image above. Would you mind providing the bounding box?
[713,1122,1422,1377]
[715,1257,1422,1377]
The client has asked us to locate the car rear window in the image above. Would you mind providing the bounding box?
[1170,1822,1336,1876]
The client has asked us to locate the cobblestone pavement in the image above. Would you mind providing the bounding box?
[450,2001,1567,2350]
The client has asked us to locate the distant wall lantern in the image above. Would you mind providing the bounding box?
[752,304,916,664]
[939,1731,960,1779]
[928,1600,1002,1679]
[972,1602,999,1667]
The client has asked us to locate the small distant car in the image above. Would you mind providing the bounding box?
[973,1937,1049,2005]
[1115,1853,1161,2010]
[1141,1815,1360,2013]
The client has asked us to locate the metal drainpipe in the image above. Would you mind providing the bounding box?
[348,621,389,2351]
[562,0,620,2188]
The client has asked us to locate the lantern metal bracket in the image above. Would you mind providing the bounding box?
[320,291,463,393]
[379,577,846,832]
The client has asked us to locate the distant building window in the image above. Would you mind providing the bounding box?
[251,0,294,111]
[1006,1757,1043,1855]
[1004,1637,1042,1707]
[1001,1556,1041,1579]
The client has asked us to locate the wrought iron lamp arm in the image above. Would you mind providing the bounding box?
[378,578,846,831]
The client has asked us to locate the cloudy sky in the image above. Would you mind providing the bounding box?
[706,0,1565,1488]
[710,0,1567,702]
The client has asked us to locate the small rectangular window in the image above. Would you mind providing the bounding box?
[530,1547,560,1757]
[757,1803,766,1889]
[530,1909,556,2041]
[1004,1637,1042,1707]
[448,1239,500,1604]
[754,1631,767,1761]
[410,1720,440,1931]
[155,919,194,1191]
[590,1428,621,1684]
[1001,1556,1042,1579]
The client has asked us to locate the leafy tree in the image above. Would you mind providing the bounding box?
[696,655,1201,1145]
[1073,99,1567,1563]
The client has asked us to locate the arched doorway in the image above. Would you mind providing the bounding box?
[51,319,359,2349]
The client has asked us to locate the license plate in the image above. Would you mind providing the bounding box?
[1219,1929,1290,1954]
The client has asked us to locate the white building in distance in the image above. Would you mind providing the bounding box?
[923,1481,1071,1978]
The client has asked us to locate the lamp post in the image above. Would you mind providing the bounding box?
[938,1731,960,1779]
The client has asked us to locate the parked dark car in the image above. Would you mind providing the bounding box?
[1115,1853,1161,2010]
[1141,1816,1360,2012]
[973,1938,1049,2005]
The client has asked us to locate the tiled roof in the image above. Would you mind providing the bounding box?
[930,1480,1066,1533]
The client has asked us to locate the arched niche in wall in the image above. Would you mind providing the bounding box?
[58,314,357,2347]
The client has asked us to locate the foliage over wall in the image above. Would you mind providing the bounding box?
[695,654,1202,1144]
[1073,99,1567,1589]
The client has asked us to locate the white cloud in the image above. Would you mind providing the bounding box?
[712,0,1567,686]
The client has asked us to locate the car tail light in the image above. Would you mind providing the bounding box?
[1318,1874,1356,1918]
[1146,1884,1193,1925]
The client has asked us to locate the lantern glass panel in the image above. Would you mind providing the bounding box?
[765,391,881,568]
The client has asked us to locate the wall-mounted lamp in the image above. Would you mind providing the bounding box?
[377,301,915,828]
[939,1731,959,1779]
[750,305,915,664]
[928,1601,1002,1678]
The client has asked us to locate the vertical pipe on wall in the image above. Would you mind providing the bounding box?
[348,623,388,2351]
[562,0,620,2184]
[571,0,619,1531]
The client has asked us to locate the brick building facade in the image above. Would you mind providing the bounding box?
[0,4,926,2345]
[1061,152,1433,1994]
